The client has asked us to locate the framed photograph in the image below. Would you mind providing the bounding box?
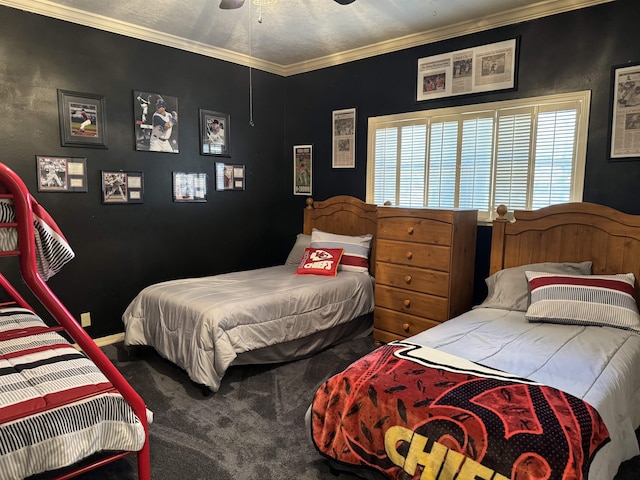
[332,108,356,168]
[215,163,245,191]
[172,172,207,202]
[293,145,312,195]
[36,155,87,192]
[134,91,179,153]
[609,62,640,160]
[200,109,231,156]
[57,90,107,148]
[101,171,144,204]
[416,38,518,101]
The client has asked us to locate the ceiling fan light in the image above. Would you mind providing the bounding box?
[220,0,245,9]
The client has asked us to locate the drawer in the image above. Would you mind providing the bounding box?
[376,239,451,271]
[375,262,449,297]
[373,328,405,345]
[374,307,441,339]
[378,217,452,246]
[375,284,448,321]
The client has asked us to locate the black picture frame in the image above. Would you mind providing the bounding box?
[200,109,231,156]
[608,61,640,161]
[134,91,179,153]
[215,162,245,191]
[101,171,144,204]
[57,90,107,148]
[172,172,208,202]
[36,155,88,192]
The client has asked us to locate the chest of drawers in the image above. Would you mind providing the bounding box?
[374,207,477,344]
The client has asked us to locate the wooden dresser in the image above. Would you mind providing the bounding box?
[374,206,477,344]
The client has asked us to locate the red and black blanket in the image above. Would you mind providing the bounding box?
[310,342,610,480]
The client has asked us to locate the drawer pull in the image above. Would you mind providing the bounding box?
[404,275,412,284]
[402,323,410,332]
[406,251,413,260]
[407,226,414,235]
[403,299,411,308]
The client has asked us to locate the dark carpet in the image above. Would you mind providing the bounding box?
[41,335,640,480]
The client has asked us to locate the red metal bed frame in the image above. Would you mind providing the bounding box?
[0,162,151,479]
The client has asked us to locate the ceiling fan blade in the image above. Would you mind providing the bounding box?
[220,0,245,9]
[333,0,356,4]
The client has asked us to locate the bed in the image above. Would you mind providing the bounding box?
[122,195,377,392]
[0,162,150,479]
[308,202,640,480]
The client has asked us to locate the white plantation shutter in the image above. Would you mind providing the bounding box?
[367,91,589,220]
[428,120,458,208]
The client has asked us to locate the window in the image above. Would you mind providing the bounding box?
[366,91,590,221]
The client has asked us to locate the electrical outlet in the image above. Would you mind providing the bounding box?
[80,312,91,327]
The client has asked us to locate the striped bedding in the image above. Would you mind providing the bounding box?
[0,308,146,479]
[0,198,75,281]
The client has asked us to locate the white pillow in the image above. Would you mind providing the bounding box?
[284,233,311,265]
[310,228,372,273]
[525,271,640,333]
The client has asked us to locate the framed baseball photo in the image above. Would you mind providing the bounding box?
[57,90,107,148]
[101,170,144,204]
[134,91,179,153]
[199,109,230,156]
[36,155,88,192]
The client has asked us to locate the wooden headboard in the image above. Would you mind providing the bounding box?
[303,196,378,275]
[489,202,640,297]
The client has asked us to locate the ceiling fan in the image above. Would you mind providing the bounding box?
[220,0,355,8]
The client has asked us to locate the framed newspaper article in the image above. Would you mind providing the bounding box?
[332,108,356,168]
[416,38,518,102]
[293,145,312,195]
[610,62,640,160]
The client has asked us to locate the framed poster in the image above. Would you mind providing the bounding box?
[172,172,207,202]
[609,62,640,160]
[215,163,245,191]
[134,91,179,153]
[332,108,356,168]
[57,90,107,148]
[416,38,518,101]
[293,144,312,195]
[200,109,231,156]
[101,171,144,204]
[36,155,87,192]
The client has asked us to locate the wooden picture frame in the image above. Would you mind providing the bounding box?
[200,109,231,156]
[57,90,107,148]
[101,171,144,204]
[172,172,208,202]
[215,163,245,191]
[36,155,87,192]
[293,145,312,195]
[609,61,640,160]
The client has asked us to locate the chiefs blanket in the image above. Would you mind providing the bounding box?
[310,342,610,480]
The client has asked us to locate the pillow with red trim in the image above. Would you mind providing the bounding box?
[310,229,372,274]
[296,247,344,277]
[525,271,640,333]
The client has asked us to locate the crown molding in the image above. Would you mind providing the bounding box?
[1,0,613,77]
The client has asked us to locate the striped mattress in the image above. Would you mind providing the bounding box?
[0,308,146,480]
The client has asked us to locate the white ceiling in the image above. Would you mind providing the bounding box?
[2,0,612,76]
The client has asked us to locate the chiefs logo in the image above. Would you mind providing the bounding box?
[309,249,335,261]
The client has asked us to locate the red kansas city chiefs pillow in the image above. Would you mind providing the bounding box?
[296,247,344,277]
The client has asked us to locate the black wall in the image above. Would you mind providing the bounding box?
[284,0,640,301]
[0,7,288,337]
[1,0,639,336]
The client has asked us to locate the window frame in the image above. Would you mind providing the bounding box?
[366,91,591,221]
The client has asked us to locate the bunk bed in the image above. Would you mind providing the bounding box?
[0,162,150,479]
[308,202,640,480]
[123,195,378,392]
